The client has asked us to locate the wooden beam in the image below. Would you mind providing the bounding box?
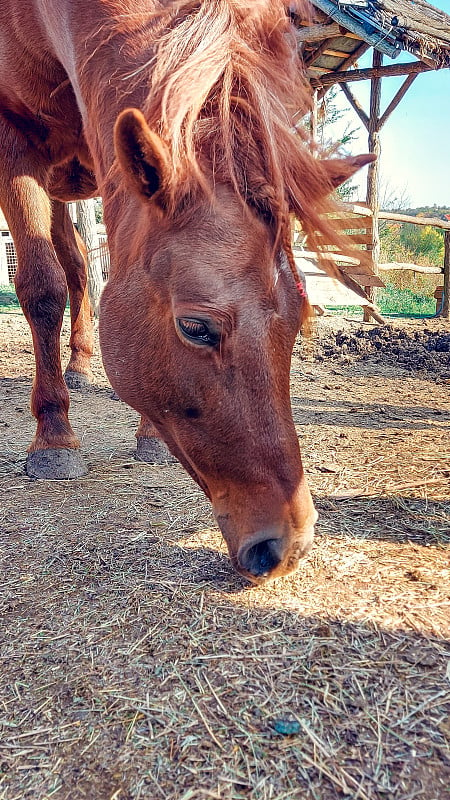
[442,231,450,319]
[339,82,369,130]
[364,305,385,324]
[378,263,443,274]
[314,60,435,88]
[367,49,382,201]
[378,211,450,229]
[364,50,382,321]
[296,23,341,42]
[378,74,418,129]
[310,89,318,141]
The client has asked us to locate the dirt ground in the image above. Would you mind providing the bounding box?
[0,311,449,800]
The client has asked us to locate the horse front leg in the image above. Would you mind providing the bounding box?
[0,126,87,478]
[51,201,94,389]
[135,416,177,464]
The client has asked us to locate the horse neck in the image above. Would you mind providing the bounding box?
[42,3,159,183]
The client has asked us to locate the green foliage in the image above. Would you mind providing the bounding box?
[325,283,437,317]
[399,224,444,266]
[380,222,444,268]
[377,283,436,316]
[94,199,103,224]
[379,224,411,263]
[0,285,19,312]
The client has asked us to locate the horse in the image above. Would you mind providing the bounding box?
[0,0,374,583]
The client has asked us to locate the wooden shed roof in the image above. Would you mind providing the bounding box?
[292,0,450,89]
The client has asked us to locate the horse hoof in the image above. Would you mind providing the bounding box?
[26,448,88,479]
[135,437,177,464]
[64,370,94,390]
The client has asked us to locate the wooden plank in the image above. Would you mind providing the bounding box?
[295,258,385,316]
[296,256,382,286]
[301,272,381,287]
[341,273,384,287]
[315,232,374,245]
[324,48,352,58]
[297,271,368,306]
[318,43,371,98]
[294,249,360,265]
[345,203,372,216]
[318,217,372,230]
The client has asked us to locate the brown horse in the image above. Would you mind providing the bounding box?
[0,0,373,583]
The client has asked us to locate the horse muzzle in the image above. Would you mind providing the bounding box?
[234,526,315,584]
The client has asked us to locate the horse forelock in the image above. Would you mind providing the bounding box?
[141,1,313,209]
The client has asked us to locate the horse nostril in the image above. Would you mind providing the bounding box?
[238,537,283,578]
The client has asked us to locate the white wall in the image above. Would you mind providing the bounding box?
[0,236,10,284]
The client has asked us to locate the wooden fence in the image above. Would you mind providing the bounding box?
[377,211,450,319]
[1,211,448,320]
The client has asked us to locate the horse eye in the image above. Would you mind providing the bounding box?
[177,317,219,346]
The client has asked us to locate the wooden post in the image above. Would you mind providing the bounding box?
[76,199,103,317]
[442,230,450,320]
[364,49,382,322]
[311,88,318,141]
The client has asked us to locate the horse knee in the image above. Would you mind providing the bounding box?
[15,259,67,325]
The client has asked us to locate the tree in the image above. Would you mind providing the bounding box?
[399,224,444,267]
[316,87,361,201]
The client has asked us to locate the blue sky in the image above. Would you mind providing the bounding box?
[326,0,450,208]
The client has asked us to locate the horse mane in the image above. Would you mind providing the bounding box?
[102,1,367,291]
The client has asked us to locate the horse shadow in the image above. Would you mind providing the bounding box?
[291,395,450,431]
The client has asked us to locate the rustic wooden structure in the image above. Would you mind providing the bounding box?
[291,0,450,319]
[295,202,384,319]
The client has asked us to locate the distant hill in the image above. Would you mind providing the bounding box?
[383,205,450,220]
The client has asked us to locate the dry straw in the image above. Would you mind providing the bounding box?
[0,313,449,799]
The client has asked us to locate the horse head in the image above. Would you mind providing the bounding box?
[99,109,373,584]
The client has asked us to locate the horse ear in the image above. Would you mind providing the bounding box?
[114,108,170,201]
[320,153,377,190]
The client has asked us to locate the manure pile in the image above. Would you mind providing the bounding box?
[311,324,450,376]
